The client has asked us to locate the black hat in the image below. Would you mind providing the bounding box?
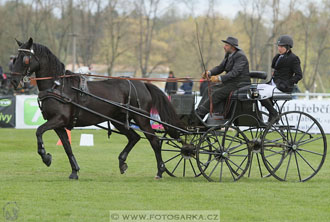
[276,35,293,48]
[222,36,241,50]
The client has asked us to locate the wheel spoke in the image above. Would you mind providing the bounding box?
[183,159,186,177]
[296,122,316,144]
[264,148,286,158]
[263,143,290,148]
[201,157,217,167]
[263,137,285,145]
[164,153,181,164]
[226,137,247,151]
[264,158,275,170]
[229,147,248,155]
[256,153,263,177]
[297,136,323,146]
[220,161,224,182]
[294,113,302,143]
[166,140,181,149]
[207,140,221,152]
[297,148,324,156]
[296,150,316,172]
[284,151,293,181]
[225,160,237,180]
[271,125,290,144]
[231,155,248,174]
[208,160,220,178]
[284,114,293,143]
[199,151,219,155]
[248,152,254,177]
[294,152,302,181]
[199,142,215,151]
[161,149,181,153]
[213,131,223,152]
[171,157,183,174]
[189,159,197,176]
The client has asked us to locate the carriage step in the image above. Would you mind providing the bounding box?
[205,114,228,127]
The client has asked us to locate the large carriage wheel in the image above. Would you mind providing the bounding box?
[261,111,327,182]
[196,126,251,182]
[160,132,211,177]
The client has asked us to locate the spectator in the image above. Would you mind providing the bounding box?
[164,71,178,96]
[180,77,193,94]
[0,65,7,93]
[8,55,15,72]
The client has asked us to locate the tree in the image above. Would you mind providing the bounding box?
[76,0,104,66]
[134,0,161,77]
[101,0,133,76]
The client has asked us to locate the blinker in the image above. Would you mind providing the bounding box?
[23,55,30,66]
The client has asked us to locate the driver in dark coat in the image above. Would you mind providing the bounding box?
[195,36,250,121]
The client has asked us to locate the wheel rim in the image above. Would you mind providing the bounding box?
[261,111,327,182]
[197,126,251,182]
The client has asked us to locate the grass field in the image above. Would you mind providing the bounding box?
[0,128,329,222]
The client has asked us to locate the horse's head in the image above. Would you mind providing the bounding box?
[11,37,40,88]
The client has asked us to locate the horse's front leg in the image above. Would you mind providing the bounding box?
[36,117,65,167]
[55,128,80,179]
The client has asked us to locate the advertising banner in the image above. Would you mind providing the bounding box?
[15,95,108,130]
[0,96,16,128]
[14,95,330,133]
[15,95,46,129]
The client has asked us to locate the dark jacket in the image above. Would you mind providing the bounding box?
[165,76,178,95]
[180,80,193,94]
[272,51,302,93]
[209,50,250,86]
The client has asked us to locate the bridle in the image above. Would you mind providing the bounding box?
[17,46,40,82]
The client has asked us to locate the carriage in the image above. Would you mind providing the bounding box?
[160,71,327,182]
[12,38,327,182]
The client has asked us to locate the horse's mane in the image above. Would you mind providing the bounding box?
[33,43,65,78]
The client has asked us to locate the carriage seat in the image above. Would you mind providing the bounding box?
[249,71,267,80]
[232,85,292,101]
[233,70,292,101]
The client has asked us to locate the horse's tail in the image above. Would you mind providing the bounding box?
[144,82,184,139]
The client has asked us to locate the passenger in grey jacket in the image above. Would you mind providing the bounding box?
[196,36,250,119]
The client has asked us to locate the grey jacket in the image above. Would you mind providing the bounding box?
[209,50,250,86]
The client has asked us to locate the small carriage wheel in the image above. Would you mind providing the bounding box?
[239,112,271,178]
[261,111,327,182]
[160,132,211,177]
[196,126,251,182]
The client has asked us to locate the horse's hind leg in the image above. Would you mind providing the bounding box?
[112,122,140,174]
[55,128,80,179]
[135,117,165,179]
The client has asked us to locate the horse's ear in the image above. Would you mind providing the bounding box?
[27,37,33,49]
[15,38,23,47]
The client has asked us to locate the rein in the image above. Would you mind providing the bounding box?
[9,72,203,83]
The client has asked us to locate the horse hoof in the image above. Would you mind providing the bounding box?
[154,175,162,180]
[120,163,128,174]
[69,173,78,180]
[43,153,52,167]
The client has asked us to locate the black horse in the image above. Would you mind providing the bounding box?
[11,38,183,179]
